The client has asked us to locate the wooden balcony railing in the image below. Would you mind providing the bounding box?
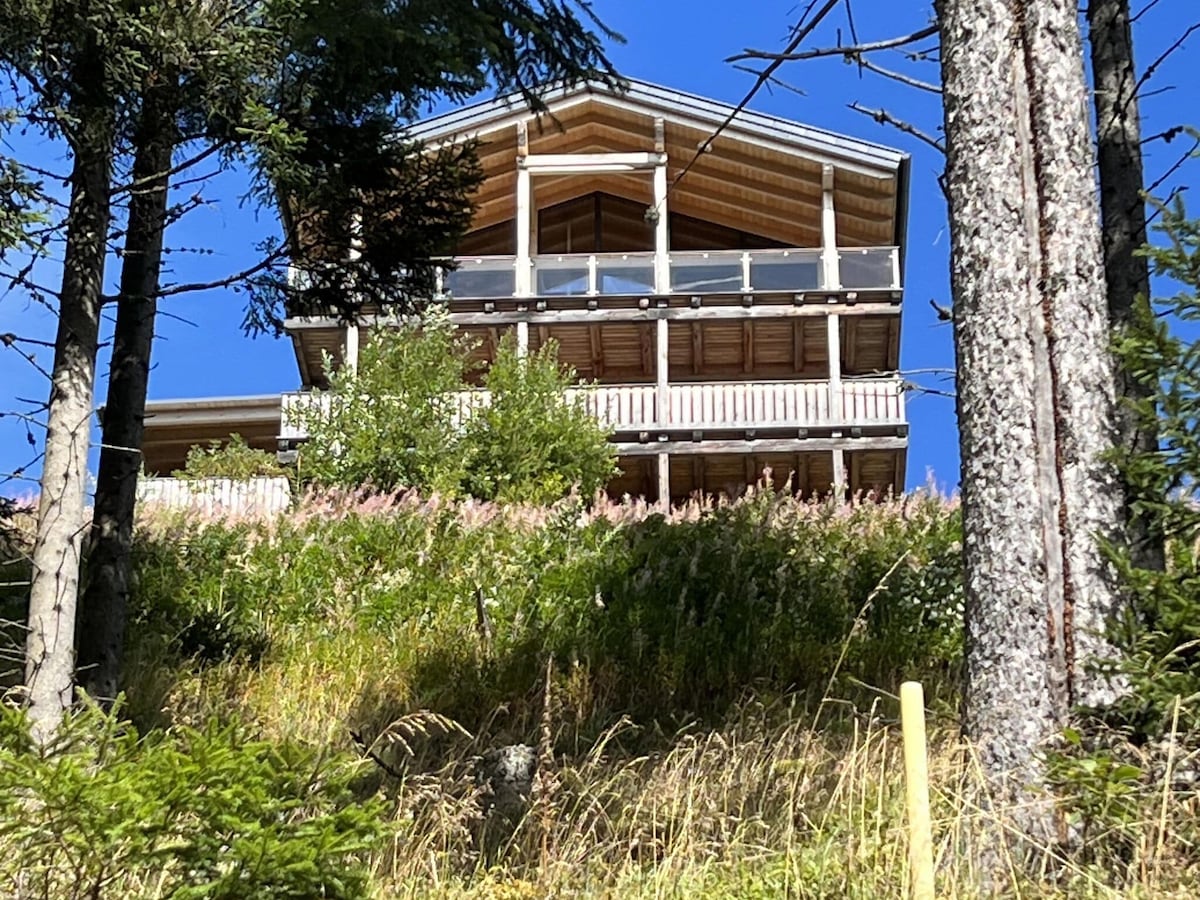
[280,378,906,442]
[435,247,900,299]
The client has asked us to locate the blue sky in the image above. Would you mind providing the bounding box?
[2,1,1198,499]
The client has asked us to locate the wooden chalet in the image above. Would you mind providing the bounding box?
[142,78,911,501]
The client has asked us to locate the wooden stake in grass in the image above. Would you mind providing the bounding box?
[901,681,935,900]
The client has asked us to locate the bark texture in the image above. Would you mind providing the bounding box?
[1087,0,1164,572]
[77,77,175,704]
[25,43,115,744]
[937,0,1123,846]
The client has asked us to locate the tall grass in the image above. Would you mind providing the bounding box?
[122,485,963,742]
[361,698,1200,898]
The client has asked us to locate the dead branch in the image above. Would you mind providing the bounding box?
[1133,22,1200,98]
[1145,136,1200,197]
[1143,125,1186,145]
[854,57,941,93]
[149,245,288,301]
[849,102,945,153]
[729,65,808,98]
[666,0,842,200]
[726,22,938,64]
[929,299,954,322]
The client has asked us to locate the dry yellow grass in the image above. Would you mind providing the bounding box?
[333,695,1199,898]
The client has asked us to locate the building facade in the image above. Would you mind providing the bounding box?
[142,79,910,502]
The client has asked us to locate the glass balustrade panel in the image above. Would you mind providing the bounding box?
[534,255,591,296]
[596,253,655,295]
[748,249,822,291]
[838,248,898,290]
[440,257,516,298]
[669,251,744,294]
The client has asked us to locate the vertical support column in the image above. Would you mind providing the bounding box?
[516,320,529,356]
[344,322,360,376]
[657,452,671,507]
[827,311,842,420]
[820,163,839,291]
[656,314,670,429]
[515,120,532,297]
[831,447,847,500]
[828,308,844,500]
[345,209,363,373]
[653,117,670,295]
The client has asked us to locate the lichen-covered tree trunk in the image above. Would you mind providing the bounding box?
[25,44,115,744]
[937,0,1124,848]
[77,76,175,704]
[1087,0,1164,573]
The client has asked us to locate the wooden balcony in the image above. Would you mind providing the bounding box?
[279,377,906,446]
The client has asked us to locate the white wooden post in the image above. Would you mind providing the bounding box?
[657,452,671,506]
[821,163,840,290]
[345,209,363,373]
[587,254,599,295]
[344,321,360,375]
[656,315,670,428]
[515,120,532,297]
[653,117,670,295]
[831,446,847,499]
[516,320,529,356]
[827,311,842,420]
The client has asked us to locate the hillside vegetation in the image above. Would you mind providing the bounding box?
[2,488,1198,896]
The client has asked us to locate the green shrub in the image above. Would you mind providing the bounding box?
[173,434,287,480]
[295,312,475,494]
[462,336,616,503]
[293,314,615,503]
[0,703,386,899]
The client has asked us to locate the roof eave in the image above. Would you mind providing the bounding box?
[406,77,906,178]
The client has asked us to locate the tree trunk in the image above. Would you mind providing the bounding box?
[937,0,1124,853]
[1087,0,1164,573]
[77,76,176,704]
[25,42,115,745]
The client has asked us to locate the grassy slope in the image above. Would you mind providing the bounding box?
[5,489,1200,896]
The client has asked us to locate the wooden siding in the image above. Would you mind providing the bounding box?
[460,193,791,257]
[467,98,899,248]
[301,315,899,389]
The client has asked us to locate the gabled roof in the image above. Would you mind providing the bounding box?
[409,77,908,178]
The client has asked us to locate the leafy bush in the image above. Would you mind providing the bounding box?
[0,703,385,899]
[295,312,476,494]
[293,315,615,502]
[462,336,616,503]
[173,434,286,480]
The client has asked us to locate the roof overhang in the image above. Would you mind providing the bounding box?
[409,78,907,177]
[402,78,909,250]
